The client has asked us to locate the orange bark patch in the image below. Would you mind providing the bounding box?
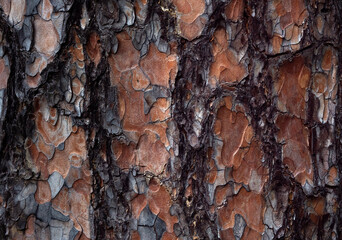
[174,0,205,24]
[214,106,248,167]
[34,16,59,57]
[321,47,333,71]
[0,58,9,89]
[150,98,171,122]
[218,188,265,234]
[276,114,313,185]
[25,215,36,237]
[275,56,310,119]
[35,180,51,204]
[210,28,246,83]
[179,16,206,41]
[70,179,91,238]
[120,84,149,131]
[140,44,177,88]
[290,0,308,25]
[109,38,172,175]
[225,0,245,21]
[52,187,70,216]
[172,0,206,40]
[232,141,268,193]
[148,185,178,233]
[215,184,234,206]
[112,32,140,72]
[34,98,73,147]
[47,128,86,178]
[327,166,338,186]
[38,0,53,21]
[132,67,150,91]
[131,194,147,219]
[161,232,177,240]
[137,131,170,175]
[312,73,328,94]
[112,139,137,170]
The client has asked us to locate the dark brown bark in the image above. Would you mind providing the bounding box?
[0,0,340,239]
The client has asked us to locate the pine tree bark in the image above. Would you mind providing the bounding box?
[0,0,340,239]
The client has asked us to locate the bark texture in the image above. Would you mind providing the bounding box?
[0,0,341,239]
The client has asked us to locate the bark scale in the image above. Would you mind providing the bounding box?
[0,0,340,239]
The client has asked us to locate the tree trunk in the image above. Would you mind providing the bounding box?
[0,0,341,239]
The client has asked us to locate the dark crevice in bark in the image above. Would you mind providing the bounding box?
[0,15,26,170]
[334,0,342,238]
[0,14,23,240]
[85,57,132,239]
[171,1,226,239]
[172,45,216,238]
[243,1,284,188]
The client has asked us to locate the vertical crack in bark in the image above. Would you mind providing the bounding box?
[171,2,225,238]
[334,0,342,238]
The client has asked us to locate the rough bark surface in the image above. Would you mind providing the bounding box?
[0,0,341,239]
